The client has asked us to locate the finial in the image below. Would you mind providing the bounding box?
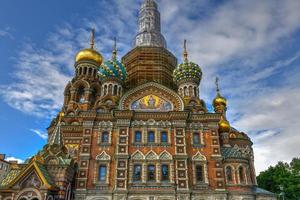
[183,39,188,62]
[90,28,95,49]
[112,37,117,60]
[215,77,220,94]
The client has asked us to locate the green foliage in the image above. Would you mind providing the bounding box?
[257,158,300,200]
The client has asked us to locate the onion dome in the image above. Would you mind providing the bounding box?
[219,117,231,133]
[98,38,127,82]
[213,77,227,108]
[75,29,103,65]
[173,40,202,85]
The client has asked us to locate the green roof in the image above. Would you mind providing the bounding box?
[221,146,249,159]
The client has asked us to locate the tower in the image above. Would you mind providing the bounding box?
[64,29,103,112]
[123,0,177,89]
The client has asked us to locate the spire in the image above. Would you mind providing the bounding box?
[183,39,188,62]
[49,112,64,146]
[112,37,117,60]
[134,0,167,48]
[215,77,220,95]
[90,28,95,49]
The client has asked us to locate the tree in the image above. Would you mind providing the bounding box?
[257,158,300,200]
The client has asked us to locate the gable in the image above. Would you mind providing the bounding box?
[119,82,184,111]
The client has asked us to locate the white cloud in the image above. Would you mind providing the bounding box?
[5,157,24,164]
[29,129,48,140]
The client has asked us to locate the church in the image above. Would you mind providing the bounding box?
[0,0,276,199]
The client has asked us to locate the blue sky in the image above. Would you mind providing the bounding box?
[0,0,300,173]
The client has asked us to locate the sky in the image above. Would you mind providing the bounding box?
[0,0,299,173]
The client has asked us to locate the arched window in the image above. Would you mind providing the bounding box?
[195,164,204,182]
[239,166,245,183]
[193,132,200,144]
[226,166,233,182]
[161,164,169,181]
[189,85,193,97]
[77,86,85,103]
[194,87,197,97]
[98,165,107,182]
[161,131,168,143]
[90,88,97,105]
[108,84,112,95]
[104,85,107,95]
[134,131,142,143]
[179,88,183,96]
[113,85,118,95]
[133,164,142,182]
[184,86,188,96]
[101,132,109,143]
[148,131,155,143]
[88,68,92,76]
[148,165,156,181]
[83,67,87,75]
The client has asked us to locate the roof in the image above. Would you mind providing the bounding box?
[0,158,55,190]
[221,145,250,159]
[253,187,276,196]
[0,168,22,187]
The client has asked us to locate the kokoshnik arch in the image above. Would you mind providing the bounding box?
[0,0,275,200]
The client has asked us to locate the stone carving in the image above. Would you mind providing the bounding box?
[145,150,158,160]
[192,151,206,161]
[96,151,111,161]
[132,150,145,160]
[159,151,172,160]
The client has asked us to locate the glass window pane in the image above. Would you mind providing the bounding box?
[161,131,168,143]
[135,131,141,142]
[226,166,233,182]
[193,133,200,144]
[148,165,156,181]
[161,164,169,181]
[99,165,107,181]
[102,132,109,143]
[133,164,142,181]
[148,131,155,143]
[196,165,203,182]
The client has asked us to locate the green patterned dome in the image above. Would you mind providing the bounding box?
[173,40,202,85]
[98,57,127,82]
[98,39,127,82]
[173,60,202,85]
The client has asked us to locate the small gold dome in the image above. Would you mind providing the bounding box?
[218,118,230,133]
[75,48,103,65]
[213,94,227,107]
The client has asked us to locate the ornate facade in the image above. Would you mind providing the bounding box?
[0,0,276,199]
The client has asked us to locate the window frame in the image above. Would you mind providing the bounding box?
[147,164,156,181]
[161,131,168,143]
[133,164,142,182]
[195,164,204,183]
[161,164,169,182]
[148,131,155,143]
[134,130,142,143]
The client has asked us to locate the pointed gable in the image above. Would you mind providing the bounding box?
[131,150,145,160]
[159,150,172,160]
[145,150,158,160]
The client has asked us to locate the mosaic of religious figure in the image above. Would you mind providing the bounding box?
[130,95,172,111]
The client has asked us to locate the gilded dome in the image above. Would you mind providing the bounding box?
[219,118,230,133]
[98,39,127,82]
[213,93,227,107]
[212,77,227,109]
[75,48,103,65]
[173,40,202,85]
